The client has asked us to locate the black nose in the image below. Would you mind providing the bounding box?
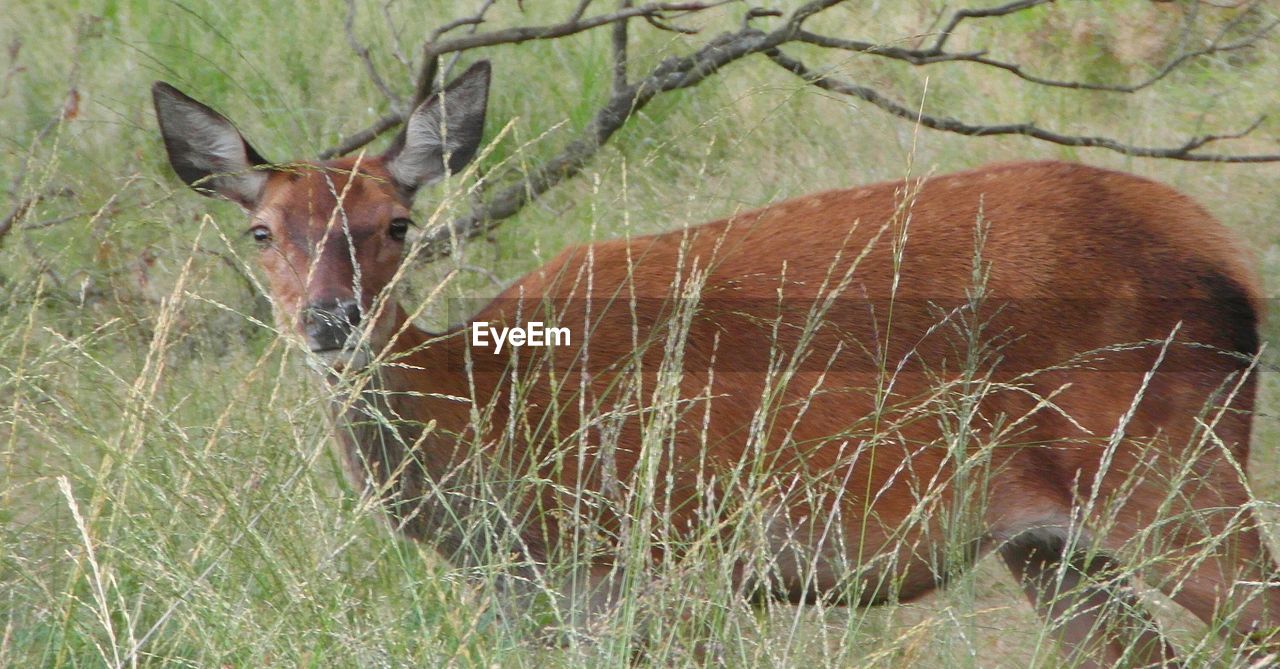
[304,299,362,352]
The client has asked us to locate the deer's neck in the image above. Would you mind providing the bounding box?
[323,307,470,523]
[322,305,537,565]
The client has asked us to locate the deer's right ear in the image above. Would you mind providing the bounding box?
[152,82,271,210]
[382,61,490,200]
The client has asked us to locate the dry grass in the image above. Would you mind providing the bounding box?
[2,1,1279,667]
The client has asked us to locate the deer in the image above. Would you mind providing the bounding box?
[152,60,1278,667]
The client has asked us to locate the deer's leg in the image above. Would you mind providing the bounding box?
[999,530,1180,669]
[1109,466,1280,661]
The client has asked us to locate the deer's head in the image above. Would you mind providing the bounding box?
[152,62,490,368]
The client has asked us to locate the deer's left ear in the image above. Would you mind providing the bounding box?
[152,81,272,210]
[382,60,490,200]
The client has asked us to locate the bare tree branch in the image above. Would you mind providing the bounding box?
[318,111,402,160]
[318,0,496,159]
[435,0,499,100]
[797,23,1275,93]
[417,0,847,258]
[318,0,735,160]
[764,47,1280,163]
[930,0,1055,55]
[344,0,403,107]
[741,7,782,30]
[568,0,596,25]
[410,1,736,107]
[796,0,1277,93]
[308,0,1278,261]
[427,0,499,44]
[612,0,633,94]
[642,12,702,34]
[380,0,413,70]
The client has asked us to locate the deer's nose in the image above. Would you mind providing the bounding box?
[304,299,362,352]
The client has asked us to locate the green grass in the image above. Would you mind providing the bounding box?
[3,1,1280,667]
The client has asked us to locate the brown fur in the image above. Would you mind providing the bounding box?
[229,156,1274,666]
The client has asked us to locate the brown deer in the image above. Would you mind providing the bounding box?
[153,61,1277,666]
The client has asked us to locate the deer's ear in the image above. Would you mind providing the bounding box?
[152,81,271,210]
[382,61,490,200]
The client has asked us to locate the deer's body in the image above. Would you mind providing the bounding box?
[154,63,1277,666]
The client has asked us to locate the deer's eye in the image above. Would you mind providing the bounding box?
[388,218,412,242]
[249,225,273,245]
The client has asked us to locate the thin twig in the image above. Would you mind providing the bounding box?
[380,0,413,69]
[417,0,846,259]
[319,0,498,159]
[8,16,96,199]
[344,0,403,107]
[428,0,500,44]
[1,37,23,98]
[930,0,1055,55]
[22,203,121,231]
[22,235,67,295]
[457,263,505,289]
[426,0,501,90]
[410,1,736,107]
[320,0,733,160]
[793,0,1278,94]
[569,0,596,25]
[798,25,1274,93]
[612,0,633,94]
[198,245,253,293]
[765,48,1280,163]
[9,89,79,196]
[0,187,74,247]
[643,13,702,34]
[742,7,782,30]
[439,0,500,95]
[323,0,1277,259]
[318,111,403,160]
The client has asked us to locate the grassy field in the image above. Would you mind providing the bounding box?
[3,1,1280,667]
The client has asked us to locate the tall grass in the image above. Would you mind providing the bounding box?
[2,1,1279,667]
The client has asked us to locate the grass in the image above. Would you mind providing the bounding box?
[3,0,1280,667]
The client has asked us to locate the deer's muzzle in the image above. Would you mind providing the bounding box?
[304,299,363,353]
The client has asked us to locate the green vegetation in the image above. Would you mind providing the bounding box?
[3,1,1278,667]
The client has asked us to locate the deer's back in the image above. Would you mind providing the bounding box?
[473,160,1261,551]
